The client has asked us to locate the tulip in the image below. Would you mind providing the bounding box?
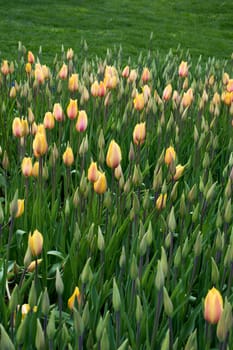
[68,287,81,310]
[32,162,39,177]
[181,88,193,108]
[227,79,233,93]
[164,146,176,165]
[12,117,23,138]
[9,86,16,98]
[68,73,78,92]
[21,119,29,137]
[21,157,32,177]
[162,84,172,101]
[156,193,167,210]
[66,48,74,60]
[28,229,43,257]
[222,92,232,106]
[21,304,37,319]
[122,65,130,78]
[27,51,35,64]
[91,81,99,97]
[134,93,145,111]
[63,145,74,167]
[173,164,185,181]
[25,63,32,74]
[15,199,24,218]
[98,81,106,97]
[133,122,146,146]
[28,107,35,124]
[87,162,99,182]
[222,72,229,85]
[33,131,48,158]
[141,67,150,83]
[142,85,151,103]
[114,164,123,180]
[1,60,9,75]
[43,112,55,129]
[67,99,78,120]
[128,69,137,83]
[42,65,50,80]
[58,63,68,79]
[204,287,223,324]
[27,259,42,272]
[212,92,221,106]
[106,140,122,169]
[178,61,188,77]
[76,110,88,132]
[53,103,63,122]
[94,172,107,194]
[104,66,118,89]
[34,63,44,84]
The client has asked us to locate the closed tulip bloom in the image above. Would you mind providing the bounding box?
[181,88,193,108]
[222,91,232,106]
[33,131,48,158]
[35,63,44,84]
[106,140,122,169]
[21,304,37,319]
[173,164,185,181]
[21,119,29,137]
[76,110,88,132]
[213,92,221,106]
[28,229,43,257]
[128,69,137,83]
[204,287,223,324]
[122,65,130,78]
[114,164,123,180]
[53,103,63,122]
[44,112,55,129]
[227,79,233,93]
[12,117,23,137]
[32,161,39,177]
[68,287,81,310]
[27,259,42,272]
[58,63,68,79]
[141,67,150,83]
[67,99,78,120]
[15,199,24,218]
[88,162,99,182]
[10,86,16,98]
[178,61,188,77]
[91,81,99,97]
[68,73,79,92]
[98,81,106,97]
[25,63,32,74]
[67,48,74,60]
[1,60,9,75]
[222,72,229,85]
[63,145,74,166]
[163,84,172,101]
[27,51,35,64]
[94,172,107,194]
[133,122,146,145]
[164,146,176,165]
[134,93,145,111]
[142,85,151,103]
[21,157,32,177]
[28,107,35,124]
[156,193,167,210]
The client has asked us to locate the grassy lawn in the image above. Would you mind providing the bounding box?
[0,0,232,63]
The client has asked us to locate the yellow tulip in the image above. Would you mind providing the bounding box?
[15,200,24,218]
[94,172,107,194]
[68,286,81,310]
[27,259,43,272]
[21,157,32,177]
[67,99,78,120]
[12,117,23,138]
[173,164,185,181]
[164,146,176,165]
[87,162,99,182]
[106,140,122,169]
[32,161,39,177]
[68,73,79,92]
[33,131,48,158]
[178,61,188,77]
[162,84,172,101]
[156,193,167,210]
[63,146,74,167]
[28,229,43,257]
[204,287,223,324]
[43,112,55,129]
[133,122,146,146]
[133,93,145,111]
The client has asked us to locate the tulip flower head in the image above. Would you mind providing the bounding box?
[68,73,79,92]
[33,129,48,158]
[94,172,107,194]
[68,286,81,310]
[34,63,44,85]
[163,84,172,101]
[227,79,233,93]
[133,122,146,146]
[63,145,74,167]
[28,229,43,257]
[1,60,9,75]
[12,117,23,138]
[141,67,150,83]
[44,112,55,130]
[178,61,188,77]
[25,63,32,74]
[156,193,167,210]
[67,48,74,60]
[204,287,223,324]
[164,146,176,165]
[67,99,78,120]
[21,157,33,177]
[91,80,99,97]
[87,162,99,182]
[27,51,35,64]
[122,65,130,78]
[76,110,88,132]
[53,103,63,122]
[59,63,68,80]
[15,199,24,218]
[173,164,185,181]
[106,140,122,169]
[32,161,39,177]
[134,93,145,111]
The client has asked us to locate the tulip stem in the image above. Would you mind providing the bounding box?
[168,317,173,350]
[116,310,120,347]
[6,217,14,262]
[151,288,163,348]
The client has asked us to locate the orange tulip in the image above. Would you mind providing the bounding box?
[134,93,145,111]
[98,81,106,97]
[68,287,81,310]
[87,162,99,182]
[76,110,88,132]
[1,60,9,75]
[204,287,223,324]
[178,61,188,77]
[67,99,78,120]
[141,67,150,83]
[122,65,130,78]
[133,122,146,146]
[106,140,122,169]
[27,51,35,64]
[28,229,43,257]
[163,84,172,101]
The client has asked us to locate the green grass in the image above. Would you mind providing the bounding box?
[0,0,233,63]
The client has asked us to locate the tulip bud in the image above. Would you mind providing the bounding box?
[174,246,181,268]
[168,206,176,232]
[47,309,56,340]
[68,286,81,310]
[217,298,233,342]
[164,146,176,165]
[97,226,105,251]
[10,189,18,218]
[28,280,37,308]
[224,198,232,224]
[204,287,223,324]
[35,319,45,350]
[112,278,121,312]
[156,193,167,210]
[81,258,92,284]
[184,329,197,350]
[136,295,143,323]
[211,257,219,285]
[63,145,74,166]
[41,288,50,316]
[194,232,202,257]
[28,229,43,257]
[9,284,19,313]
[155,260,164,290]
[100,328,109,350]
[55,268,64,295]
[119,246,126,269]
[163,287,173,317]
[106,140,122,169]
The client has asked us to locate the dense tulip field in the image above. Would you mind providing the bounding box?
[0,42,232,349]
